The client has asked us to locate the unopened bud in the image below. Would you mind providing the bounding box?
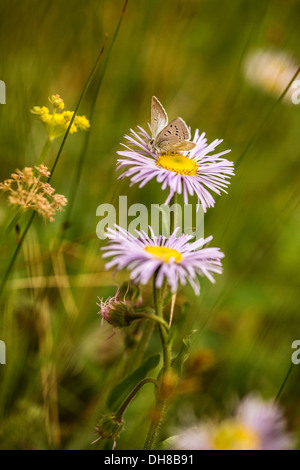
[97,294,134,329]
[97,285,143,330]
[93,413,124,449]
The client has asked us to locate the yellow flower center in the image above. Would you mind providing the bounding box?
[156,153,198,176]
[145,245,182,263]
[212,420,259,450]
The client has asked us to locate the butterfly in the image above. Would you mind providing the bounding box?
[149,96,196,154]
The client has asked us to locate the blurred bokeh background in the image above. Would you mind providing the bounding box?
[0,0,299,449]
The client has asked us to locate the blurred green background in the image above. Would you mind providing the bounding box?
[0,0,299,450]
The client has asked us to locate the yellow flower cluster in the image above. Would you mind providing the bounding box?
[31,94,90,140]
[0,165,67,222]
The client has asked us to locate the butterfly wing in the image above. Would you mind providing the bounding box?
[151,96,168,139]
[154,117,196,153]
[166,140,197,152]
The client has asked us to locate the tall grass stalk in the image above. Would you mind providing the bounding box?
[62,0,129,234]
[0,38,108,301]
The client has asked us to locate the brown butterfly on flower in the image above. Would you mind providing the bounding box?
[149,96,197,154]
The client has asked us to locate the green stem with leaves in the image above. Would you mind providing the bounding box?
[143,276,171,450]
[143,192,181,449]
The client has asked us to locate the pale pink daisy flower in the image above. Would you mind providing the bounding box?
[101,225,224,295]
[117,126,234,212]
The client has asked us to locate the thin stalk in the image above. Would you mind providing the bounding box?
[48,41,108,183]
[169,193,178,326]
[0,40,107,300]
[115,377,158,421]
[144,192,182,448]
[0,210,35,299]
[275,363,294,402]
[61,0,129,232]
[132,312,169,331]
[3,207,23,236]
[130,321,154,372]
[236,67,300,167]
[35,138,52,166]
[144,276,171,450]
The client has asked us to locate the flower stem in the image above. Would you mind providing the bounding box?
[144,192,182,449]
[35,138,52,167]
[127,321,154,373]
[169,192,178,326]
[276,363,294,402]
[115,377,158,422]
[236,67,300,167]
[3,207,23,236]
[144,276,171,450]
[47,40,107,184]
[132,312,169,332]
[0,207,36,300]
[61,0,128,234]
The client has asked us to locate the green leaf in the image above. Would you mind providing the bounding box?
[168,301,190,345]
[107,354,160,410]
[156,435,178,450]
[171,330,197,375]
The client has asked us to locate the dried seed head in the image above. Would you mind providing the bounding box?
[0,165,67,222]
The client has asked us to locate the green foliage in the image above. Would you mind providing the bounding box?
[107,354,160,410]
[0,0,299,450]
[171,330,197,376]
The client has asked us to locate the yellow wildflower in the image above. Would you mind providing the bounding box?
[48,94,65,110]
[31,94,90,140]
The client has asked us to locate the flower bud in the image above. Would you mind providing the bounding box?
[93,413,124,449]
[97,294,134,329]
[97,284,144,330]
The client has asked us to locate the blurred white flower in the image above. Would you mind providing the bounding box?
[243,48,299,104]
[173,395,294,450]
